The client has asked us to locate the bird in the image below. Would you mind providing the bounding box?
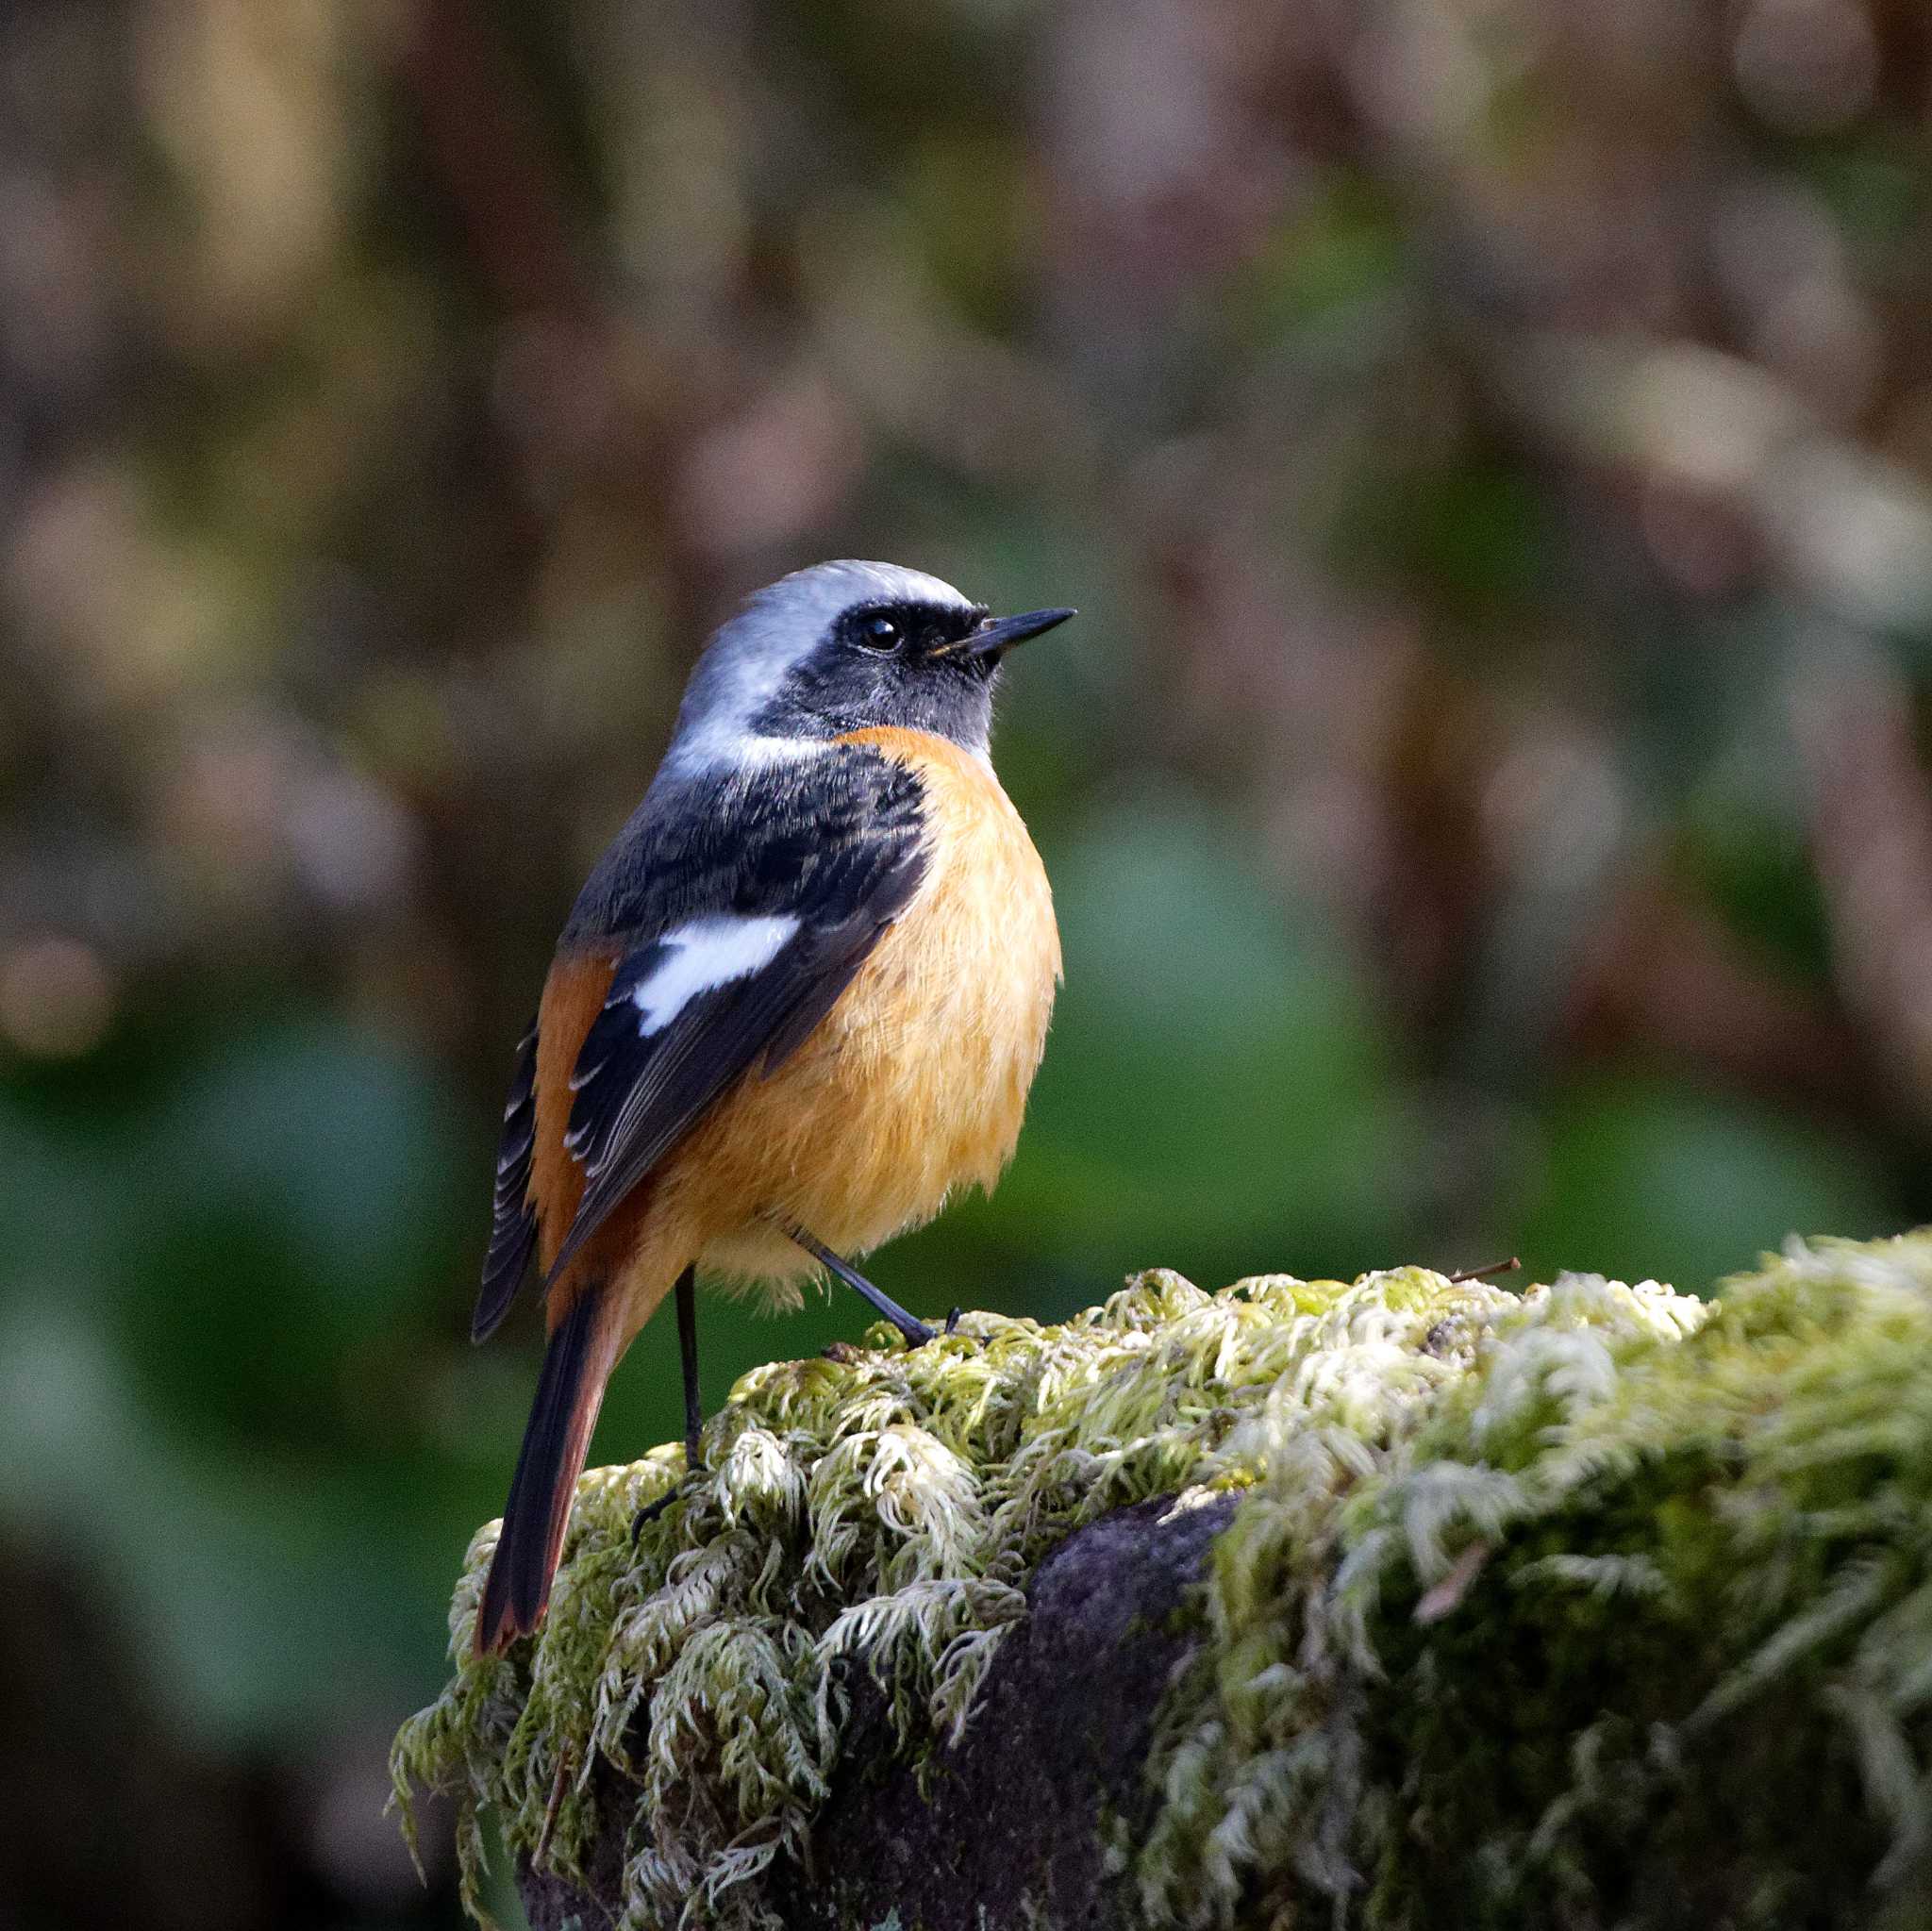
[469,559,1074,1655]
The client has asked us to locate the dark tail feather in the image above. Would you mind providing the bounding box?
[475,1286,610,1655]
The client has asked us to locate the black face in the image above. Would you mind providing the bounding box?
[751,597,1002,748]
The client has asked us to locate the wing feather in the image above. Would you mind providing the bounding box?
[471,1016,540,1341]
[539,756,927,1289]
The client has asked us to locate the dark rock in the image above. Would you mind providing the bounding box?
[519,1491,1238,1931]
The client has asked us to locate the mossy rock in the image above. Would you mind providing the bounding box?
[393,1236,1932,1929]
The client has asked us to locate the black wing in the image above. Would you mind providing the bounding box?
[471,1015,540,1341]
[541,750,928,1289]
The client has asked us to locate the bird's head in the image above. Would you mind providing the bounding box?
[661,560,1074,775]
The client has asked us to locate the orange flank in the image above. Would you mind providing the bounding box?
[528,947,616,1284]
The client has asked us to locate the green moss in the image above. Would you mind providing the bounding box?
[1141,1234,1932,1928]
[393,1238,1932,1929]
[393,1264,1530,1926]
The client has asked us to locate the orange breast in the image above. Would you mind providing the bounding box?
[681,725,1061,1285]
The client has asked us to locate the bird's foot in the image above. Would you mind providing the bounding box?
[632,1463,708,1539]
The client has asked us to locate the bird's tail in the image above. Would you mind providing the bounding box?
[474,1283,617,1656]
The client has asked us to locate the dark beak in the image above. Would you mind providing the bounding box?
[952,606,1077,661]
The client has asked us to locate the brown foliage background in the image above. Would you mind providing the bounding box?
[2,2,1931,1924]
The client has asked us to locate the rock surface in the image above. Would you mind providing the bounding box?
[520,1492,1239,1931]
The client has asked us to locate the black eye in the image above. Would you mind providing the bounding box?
[858,615,902,653]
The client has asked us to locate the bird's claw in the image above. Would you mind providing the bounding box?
[631,1463,708,1540]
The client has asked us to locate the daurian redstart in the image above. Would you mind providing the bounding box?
[471,560,1073,1654]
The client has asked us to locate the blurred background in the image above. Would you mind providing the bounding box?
[2,0,1930,1923]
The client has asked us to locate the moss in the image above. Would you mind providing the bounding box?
[1141,1234,1932,1928]
[393,1237,1932,1930]
[394,1265,1525,1926]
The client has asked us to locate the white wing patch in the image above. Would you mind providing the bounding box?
[628,913,799,1035]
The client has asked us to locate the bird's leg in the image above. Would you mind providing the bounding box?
[634,1264,704,1534]
[674,1262,704,1468]
[785,1224,937,1347]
